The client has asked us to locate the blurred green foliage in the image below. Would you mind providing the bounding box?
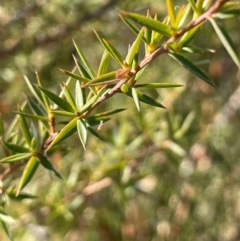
[1,0,240,240]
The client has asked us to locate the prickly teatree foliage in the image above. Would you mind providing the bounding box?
[0,0,240,239]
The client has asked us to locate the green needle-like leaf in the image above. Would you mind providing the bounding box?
[166,0,176,27]
[24,76,44,107]
[62,84,77,111]
[93,108,126,117]
[26,96,47,117]
[1,220,14,241]
[83,71,117,87]
[168,53,215,86]
[94,30,124,67]
[125,90,166,108]
[125,28,144,65]
[14,111,49,121]
[87,125,106,142]
[38,86,74,112]
[73,40,95,78]
[39,155,62,179]
[132,88,140,111]
[135,83,183,88]
[36,72,51,111]
[3,141,30,153]
[208,17,240,68]
[75,81,84,112]
[19,110,32,147]
[97,50,109,76]
[60,69,90,83]
[47,117,78,150]
[0,153,32,163]
[17,156,39,194]
[77,119,88,151]
[121,11,172,37]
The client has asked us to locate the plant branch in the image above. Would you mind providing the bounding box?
[83,0,230,118]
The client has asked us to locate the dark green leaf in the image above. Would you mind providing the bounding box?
[208,18,240,67]
[39,155,62,179]
[125,90,166,108]
[7,191,37,200]
[38,86,74,112]
[168,53,215,86]
[87,126,106,142]
[0,220,14,241]
[2,141,30,153]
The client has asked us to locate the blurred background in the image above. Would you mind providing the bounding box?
[1,0,240,240]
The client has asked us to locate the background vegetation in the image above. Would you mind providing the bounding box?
[0,0,240,240]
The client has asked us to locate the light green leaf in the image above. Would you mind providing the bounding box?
[83,71,117,87]
[94,30,124,67]
[38,86,74,112]
[168,53,215,86]
[60,69,90,83]
[5,102,26,140]
[78,85,107,114]
[98,50,109,76]
[47,117,78,150]
[50,110,76,117]
[121,11,172,37]
[24,76,44,107]
[125,90,166,108]
[166,0,176,27]
[120,15,149,44]
[73,40,95,78]
[0,211,15,224]
[62,83,77,111]
[17,156,39,194]
[179,25,201,47]
[77,119,87,151]
[0,153,32,163]
[132,88,140,111]
[36,72,51,111]
[19,110,32,147]
[208,17,240,68]
[187,0,198,13]
[125,28,144,65]
[75,81,84,112]
[14,111,48,121]
[39,155,62,179]
[135,83,183,88]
